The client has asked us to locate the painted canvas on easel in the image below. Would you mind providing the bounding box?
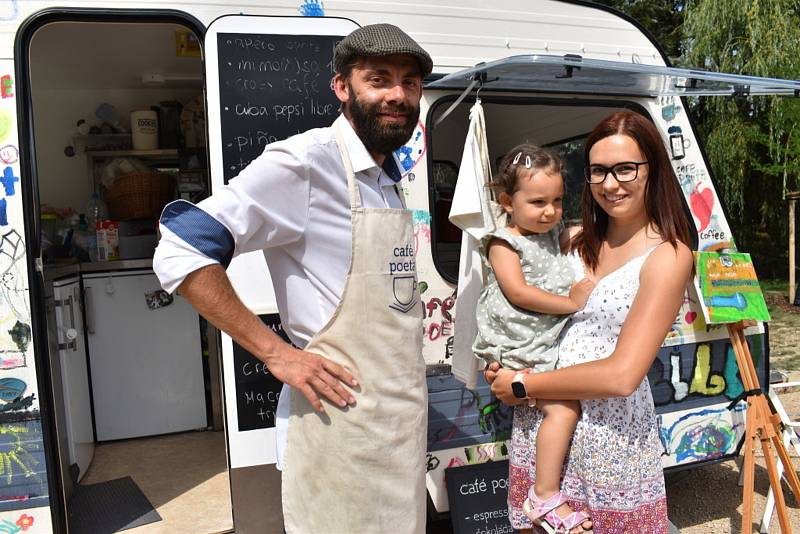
[694,252,771,324]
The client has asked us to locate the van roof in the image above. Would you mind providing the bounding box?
[2,0,665,69]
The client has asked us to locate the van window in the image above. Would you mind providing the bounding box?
[546,135,586,225]
[430,160,461,278]
[427,97,637,283]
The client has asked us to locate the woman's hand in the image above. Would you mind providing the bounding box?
[489,367,526,406]
[485,362,526,406]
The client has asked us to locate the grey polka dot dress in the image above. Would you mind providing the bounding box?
[472,225,575,371]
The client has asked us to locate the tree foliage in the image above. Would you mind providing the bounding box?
[594,0,800,276]
[682,0,800,275]
[592,0,686,61]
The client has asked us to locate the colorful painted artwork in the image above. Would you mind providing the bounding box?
[0,59,48,518]
[0,510,50,534]
[393,120,426,174]
[672,160,735,252]
[694,252,770,324]
[298,0,325,16]
[0,421,48,512]
[0,2,18,23]
[658,404,746,468]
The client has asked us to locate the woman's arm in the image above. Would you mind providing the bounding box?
[488,238,594,315]
[489,241,693,404]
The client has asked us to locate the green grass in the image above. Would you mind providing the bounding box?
[760,279,789,293]
[764,288,800,371]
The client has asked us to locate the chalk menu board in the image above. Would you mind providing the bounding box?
[232,314,287,431]
[216,33,342,183]
[446,461,518,534]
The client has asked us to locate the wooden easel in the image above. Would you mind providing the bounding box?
[728,321,800,533]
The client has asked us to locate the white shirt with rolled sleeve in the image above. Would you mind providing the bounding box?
[153,114,405,468]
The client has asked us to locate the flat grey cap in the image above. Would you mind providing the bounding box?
[334,23,433,77]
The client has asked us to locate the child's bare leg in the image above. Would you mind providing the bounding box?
[534,400,591,533]
[534,400,579,498]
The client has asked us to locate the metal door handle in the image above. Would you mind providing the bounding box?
[84,286,95,334]
[55,294,78,350]
[58,327,77,351]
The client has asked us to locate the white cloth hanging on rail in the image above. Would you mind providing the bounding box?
[448,99,503,389]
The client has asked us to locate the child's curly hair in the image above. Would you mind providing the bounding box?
[488,143,563,197]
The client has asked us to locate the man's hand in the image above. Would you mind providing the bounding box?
[176,265,359,414]
[266,344,357,413]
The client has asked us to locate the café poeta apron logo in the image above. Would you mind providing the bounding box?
[389,244,416,313]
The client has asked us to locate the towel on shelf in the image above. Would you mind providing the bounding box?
[448,99,502,390]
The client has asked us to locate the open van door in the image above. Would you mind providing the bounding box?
[202,14,357,529]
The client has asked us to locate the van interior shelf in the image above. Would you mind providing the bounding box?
[84,148,179,158]
[73,133,132,152]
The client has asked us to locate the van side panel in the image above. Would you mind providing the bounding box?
[0,0,767,528]
[0,58,53,530]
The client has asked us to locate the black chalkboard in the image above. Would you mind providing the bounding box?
[446,460,518,534]
[232,314,287,431]
[216,33,344,183]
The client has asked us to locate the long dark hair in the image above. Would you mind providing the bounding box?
[572,111,693,271]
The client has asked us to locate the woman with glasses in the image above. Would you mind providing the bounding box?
[486,111,693,533]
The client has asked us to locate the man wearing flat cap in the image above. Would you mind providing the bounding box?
[154,23,432,533]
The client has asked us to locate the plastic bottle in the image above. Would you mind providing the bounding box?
[87,192,108,227]
[72,214,93,263]
[86,193,108,261]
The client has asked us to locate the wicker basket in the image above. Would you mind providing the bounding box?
[105,172,175,220]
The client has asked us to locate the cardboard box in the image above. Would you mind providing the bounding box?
[96,220,119,261]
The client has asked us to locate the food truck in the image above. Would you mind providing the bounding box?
[0,0,795,531]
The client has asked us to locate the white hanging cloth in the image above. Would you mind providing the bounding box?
[448,99,503,389]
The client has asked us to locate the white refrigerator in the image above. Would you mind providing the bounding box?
[52,276,94,480]
[83,270,206,441]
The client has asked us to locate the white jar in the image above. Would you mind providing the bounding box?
[130,110,158,150]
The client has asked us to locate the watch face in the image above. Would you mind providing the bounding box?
[512,380,527,399]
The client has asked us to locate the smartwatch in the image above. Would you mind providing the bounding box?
[511,372,528,399]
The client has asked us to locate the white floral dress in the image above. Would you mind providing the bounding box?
[507,248,668,533]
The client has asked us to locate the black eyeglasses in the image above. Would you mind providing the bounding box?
[584,161,648,184]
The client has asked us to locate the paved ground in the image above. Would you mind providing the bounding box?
[666,448,800,533]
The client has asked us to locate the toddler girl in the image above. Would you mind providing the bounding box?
[473,144,593,533]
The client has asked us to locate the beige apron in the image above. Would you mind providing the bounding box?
[281,123,427,534]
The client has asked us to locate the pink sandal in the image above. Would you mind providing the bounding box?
[522,488,592,534]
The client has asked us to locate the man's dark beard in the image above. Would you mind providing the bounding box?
[348,85,420,156]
